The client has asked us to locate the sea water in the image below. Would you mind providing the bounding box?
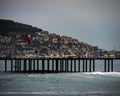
[0,60,120,96]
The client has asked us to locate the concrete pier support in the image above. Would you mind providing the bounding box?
[3,58,119,73]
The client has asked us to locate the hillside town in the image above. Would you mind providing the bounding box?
[0,31,120,59]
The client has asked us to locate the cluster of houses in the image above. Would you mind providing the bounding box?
[0,31,120,59]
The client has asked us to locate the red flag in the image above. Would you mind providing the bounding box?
[24,32,31,44]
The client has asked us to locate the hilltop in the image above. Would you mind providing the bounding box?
[0,19,119,58]
[0,19,42,36]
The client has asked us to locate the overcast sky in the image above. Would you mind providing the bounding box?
[0,0,120,50]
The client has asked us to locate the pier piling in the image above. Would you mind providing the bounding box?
[111,59,113,72]
[71,59,73,72]
[89,59,91,72]
[24,60,27,72]
[52,59,54,72]
[78,59,80,72]
[83,59,85,72]
[104,59,106,72]
[56,59,58,73]
[74,59,76,72]
[2,58,119,73]
[93,59,95,72]
[85,59,87,72]
[37,59,39,72]
[47,59,49,72]
[5,59,7,72]
[11,59,13,72]
[42,59,45,73]
[33,59,35,72]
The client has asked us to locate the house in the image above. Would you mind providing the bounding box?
[108,50,116,58]
[52,37,58,43]
[115,51,120,58]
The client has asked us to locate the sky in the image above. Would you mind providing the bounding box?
[0,0,120,50]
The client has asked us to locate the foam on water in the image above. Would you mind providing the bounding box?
[0,91,119,96]
[85,72,120,76]
[0,91,58,95]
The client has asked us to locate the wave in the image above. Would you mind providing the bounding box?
[0,91,120,95]
[26,72,120,79]
[85,72,120,76]
[0,91,77,95]
[0,91,57,95]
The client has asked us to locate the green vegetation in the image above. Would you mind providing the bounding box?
[0,19,42,35]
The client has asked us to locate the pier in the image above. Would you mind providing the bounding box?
[1,58,120,73]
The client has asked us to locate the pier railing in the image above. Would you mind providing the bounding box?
[1,58,120,73]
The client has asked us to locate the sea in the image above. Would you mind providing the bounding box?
[0,60,120,96]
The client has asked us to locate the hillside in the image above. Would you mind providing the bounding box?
[0,19,42,35]
[0,19,118,58]
[0,19,101,58]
